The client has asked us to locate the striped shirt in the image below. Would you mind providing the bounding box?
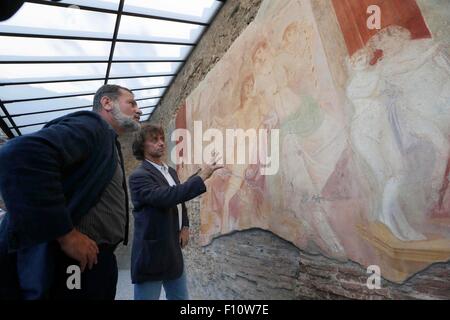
[76,148,127,245]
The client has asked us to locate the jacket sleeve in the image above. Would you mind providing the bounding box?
[0,113,108,250]
[129,171,206,210]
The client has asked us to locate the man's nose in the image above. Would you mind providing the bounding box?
[136,107,143,115]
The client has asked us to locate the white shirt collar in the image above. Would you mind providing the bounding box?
[145,159,168,172]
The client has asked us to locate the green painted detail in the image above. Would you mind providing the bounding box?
[280,95,324,137]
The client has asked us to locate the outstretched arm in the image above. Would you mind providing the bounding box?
[129,173,207,210]
[129,160,223,210]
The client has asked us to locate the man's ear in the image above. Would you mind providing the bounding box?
[100,96,113,112]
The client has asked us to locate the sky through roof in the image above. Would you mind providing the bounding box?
[0,0,224,137]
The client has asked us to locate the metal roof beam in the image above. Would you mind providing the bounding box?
[0,74,176,86]
[10,105,158,129]
[135,96,161,102]
[24,0,210,26]
[0,99,21,137]
[149,0,225,121]
[0,32,196,46]
[105,0,124,85]
[2,104,92,118]
[2,104,157,118]
[3,86,167,104]
[0,59,184,64]
[0,114,14,138]
[13,121,47,129]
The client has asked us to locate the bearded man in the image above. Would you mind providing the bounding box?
[0,84,142,300]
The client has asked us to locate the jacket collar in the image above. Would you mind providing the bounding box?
[141,160,179,185]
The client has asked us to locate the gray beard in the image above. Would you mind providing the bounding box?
[111,103,140,133]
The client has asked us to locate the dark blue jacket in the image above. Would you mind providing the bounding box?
[129,161,206,283]
[0,111,123,299]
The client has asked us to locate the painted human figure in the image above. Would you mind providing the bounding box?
[347,46,426,241]
[212,72,269,233]
[347,26,450,240]
[370,27,450,219]
[255,25,346,256]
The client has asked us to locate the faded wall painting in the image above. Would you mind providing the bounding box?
[175,0,450,282]
[332,0,431,56]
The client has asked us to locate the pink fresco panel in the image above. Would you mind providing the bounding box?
[175,0,450,283]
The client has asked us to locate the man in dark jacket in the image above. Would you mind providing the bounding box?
[0,84,142,300]
[129,124,222,300]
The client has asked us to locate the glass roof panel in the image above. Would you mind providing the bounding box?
[139,106,155,110]
[0,63,108,83]
[123,0,220,23]
[6,95,95,116]
[13,107,92,127]
[108,62,181,78]
[118,15,204,43]
[0,0,224,136]
[132,88,165,100]
[113,43,192,61]
[136,98,160,106]
[57,0,120,11]
[2,117,12,128]
[0,3,116,39]
[109,76,173,89]
[0,36,111,62]
[0,80,105,102]
[20,124,45,135]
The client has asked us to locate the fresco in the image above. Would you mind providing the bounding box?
[175,0,450,282]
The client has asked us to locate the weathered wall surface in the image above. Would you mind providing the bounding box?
[135,0,450,299]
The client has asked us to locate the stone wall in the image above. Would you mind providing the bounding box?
[130,0,450,299]
[184,199,450,300]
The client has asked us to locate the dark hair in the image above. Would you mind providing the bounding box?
[92,84,133,112]
[132,124,165,160]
